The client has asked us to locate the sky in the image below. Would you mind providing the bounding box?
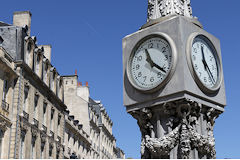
[0,0,240,159]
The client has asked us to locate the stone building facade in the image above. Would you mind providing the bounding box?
[0,11,124,159]
[63,75,125,159]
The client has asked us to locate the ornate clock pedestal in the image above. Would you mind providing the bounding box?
[129,99,222,159]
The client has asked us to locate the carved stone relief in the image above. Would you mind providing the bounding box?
[147,0,192,21]
[130,99,221,159]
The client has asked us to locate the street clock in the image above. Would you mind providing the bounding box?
[127,33,177,92]
[187,33,223,93]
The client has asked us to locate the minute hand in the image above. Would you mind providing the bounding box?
[152,62,166,73]
[201,46,215,84]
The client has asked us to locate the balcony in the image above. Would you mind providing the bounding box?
[49,130,54,139]
[22,111,29,121]
[1,100,9,112]
[41,124,47,133]
[33,118,39,128]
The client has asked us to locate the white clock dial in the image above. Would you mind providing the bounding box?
[191,36,220,89]
[129,36,172,91]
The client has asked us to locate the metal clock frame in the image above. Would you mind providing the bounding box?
[127,32,178,93]
[186,32,223,94]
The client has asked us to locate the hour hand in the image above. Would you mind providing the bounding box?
[145,49,154,68]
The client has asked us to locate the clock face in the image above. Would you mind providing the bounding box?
[191,35,220,90]
[128,36,173,91]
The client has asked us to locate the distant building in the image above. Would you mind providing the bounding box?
[0,11,124,159]
[63,75,124,159]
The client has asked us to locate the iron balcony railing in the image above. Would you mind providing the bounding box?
[22,111,29,121]
[42,124,47,133]
[33,118,39,128]
[2,100,9,112]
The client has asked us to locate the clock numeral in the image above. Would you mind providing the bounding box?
[148,43,153,48]
[192,55,196,61]
[157,72,162,78]
[208,77,212,83]
[193,48,197,53]
[137,56,142,62]
[163,64,166,70]
[204,77,207,83]
[150,77,154,82]
[138,72,142,77]
[194,64,198,70]
[198,72,202,77]
[162,47,166,53]
[136,64,140,70]
[164,55,168,60]
[143,76,147,82]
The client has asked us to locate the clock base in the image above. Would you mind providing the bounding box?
[129,98,222,159]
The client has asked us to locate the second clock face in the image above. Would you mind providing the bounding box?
[191,35,220,90]
[129,36,172,91]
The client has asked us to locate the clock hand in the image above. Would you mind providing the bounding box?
[152,62,166,73]
[201,45,206,62]
[145,49,166,73]
[201,46,215,84]
[205,64,216,84]
[145,49,154,68]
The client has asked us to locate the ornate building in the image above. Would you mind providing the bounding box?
[0,11,124,159]
[63,75,125,159]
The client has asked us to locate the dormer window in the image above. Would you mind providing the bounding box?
[36,54,40,75]
[26,43,32,64]
[43,64,48,84]
[51,72,55,91]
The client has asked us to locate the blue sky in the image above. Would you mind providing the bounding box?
[0,0,240,159]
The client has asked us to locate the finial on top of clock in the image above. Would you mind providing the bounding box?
[147,0,192,22]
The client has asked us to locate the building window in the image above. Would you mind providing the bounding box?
[31,137,36,159]
[51,73,55,91]
[2,79,8,101]
[43,102,47,125]
[36,54,40,75]
[23,86,29,112]
[57,115,61,136]
[49,144,53,159]
[56,150,60,159]
[19,131,26,159]
[40,142,45,159]
[25,43,31,64]
[50,108,54,131]
[33,95,39,119]
[43,64,48,84]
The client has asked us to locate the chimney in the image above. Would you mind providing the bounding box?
[86,82,88,87]
[40,45,52,62]
[75,70,77,75]
[13,11,32,35]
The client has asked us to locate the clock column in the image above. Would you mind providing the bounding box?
[122,0,226,159]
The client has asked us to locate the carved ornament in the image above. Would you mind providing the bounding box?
[147,0,192,21]
[130,99,220,159]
